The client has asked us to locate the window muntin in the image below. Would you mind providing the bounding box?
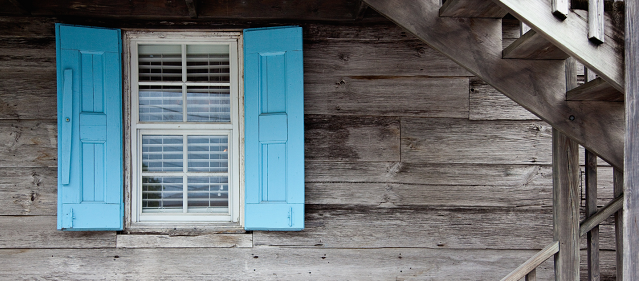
[130,34,241,224]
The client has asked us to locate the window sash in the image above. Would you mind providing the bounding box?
[129,34,241,225]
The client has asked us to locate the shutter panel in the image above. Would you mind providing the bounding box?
[244,26,304,231]
[56,24,123,231]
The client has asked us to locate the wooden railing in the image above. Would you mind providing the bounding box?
[500,241,559,281]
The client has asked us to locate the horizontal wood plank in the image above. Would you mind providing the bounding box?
[0,248,559,280]
[0,69,56,120]
[117,234,252,248]
[0,216,116,248]
[305,40,472,77]
[439,0,508,18]
[0,120,57,168]
[566,77,623,102]
[305,77,469,117]
[469,78,540,120]
[0,17,54,37]
[502,30,569,60]
[255,205,554,249]
[306,182,553,208]
[401,118,552,164]
[305,115,400,162]
[306,162,549,186]
[0,37,56,69]
[0,167,56,215]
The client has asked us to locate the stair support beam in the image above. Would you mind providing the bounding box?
[491,0,624,92]
[439,0,507,18]
[363,0,624,169]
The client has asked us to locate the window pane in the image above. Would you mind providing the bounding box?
[186,45,230,82]
[142,176,183,212]
[188,135,228,172]
[186,86,231,122]
[187,176,228,212]
[139,86,183,122]
[142,135,183,172]
[138,44,182,82]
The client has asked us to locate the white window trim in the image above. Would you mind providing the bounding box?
[123,31,245,230]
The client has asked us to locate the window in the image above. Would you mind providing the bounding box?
[56,24,304,231]
[128,32,242,224]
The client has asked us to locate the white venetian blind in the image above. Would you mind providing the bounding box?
[138,44,231,123]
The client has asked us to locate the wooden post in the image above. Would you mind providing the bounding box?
[613,168,623,280]
[552,0,569,19]
[625,0,639,278]
[553,57,580,281]
[525,269,536,281]
[585,150,600,281]
[588,0,605,44]
[553,129,580,281]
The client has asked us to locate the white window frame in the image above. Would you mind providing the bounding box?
[124,31,244,228]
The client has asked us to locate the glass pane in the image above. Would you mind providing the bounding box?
[142,176,183,212]
[187,135,228,172]
[186,45,230,82]
[142,135,183,172]
[187,176,228,212]
[186,86,231,122]
[138,44,182,82]
[139,86,183,122]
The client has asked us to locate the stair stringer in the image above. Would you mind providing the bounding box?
[363,0,624,169]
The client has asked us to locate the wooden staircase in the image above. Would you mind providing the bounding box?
[362,0,632,279]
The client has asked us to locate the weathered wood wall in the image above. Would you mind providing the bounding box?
[0,16,618,280]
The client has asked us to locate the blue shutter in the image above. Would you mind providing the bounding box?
[244,26,304,231]
[56,24,123,231]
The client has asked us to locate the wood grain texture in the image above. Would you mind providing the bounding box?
[0,17,54,37]
[364,0,625,169]
[305,115,400,162]
[585,150,601,281]
[0,37,56,69]
[305,76,469,118]
[305,40,471,77]
[0,69,57,120]
[613,168,623,280]
[625,0,639,277]
[0,120,57,168]
[566,77,623,102]
[254,205,554,249]
[552,129,580,281]
[494,0,624,92]
[439,0,507,18]
[117,234,252,248]
[469,78,540,120]
[0,248,559,280]
[0,167,56,215]
[306,161,549,186]
[0,216,115,248]
[401,118,552,165]
[502,30,569,60]
[306,182,553,208]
